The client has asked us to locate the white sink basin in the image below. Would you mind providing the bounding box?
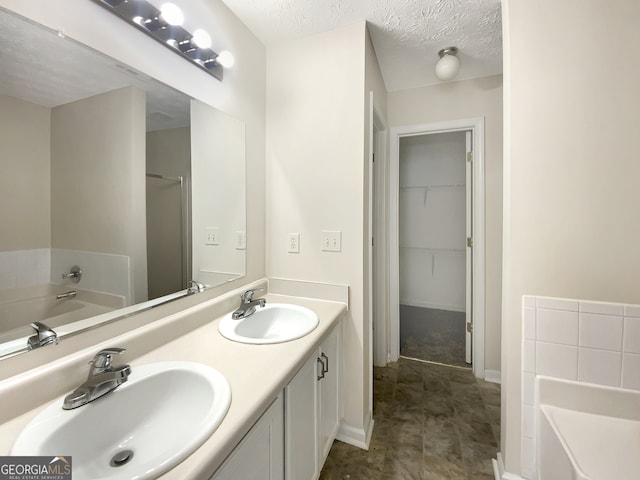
[218,303,319,344]
[12,361,231,480]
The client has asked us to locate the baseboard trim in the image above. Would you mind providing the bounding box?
[399,299,465,313]
[495,453,525,480]
[335,411,374,450]
[485,369,502,384]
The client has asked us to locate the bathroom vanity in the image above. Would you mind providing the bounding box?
[0,282,347,480]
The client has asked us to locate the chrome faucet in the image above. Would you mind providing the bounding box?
[232,289,266,319]
[63,347,131,410]
[187,280,206,294]
[56,290,77,300]
[27,322,58,350]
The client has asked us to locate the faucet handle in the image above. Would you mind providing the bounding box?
[241,288,264,303]
[91,347,126,369]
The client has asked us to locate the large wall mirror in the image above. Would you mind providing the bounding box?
[0,8,246,359]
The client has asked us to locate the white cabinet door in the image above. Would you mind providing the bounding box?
[211,395,284,480]
[284,354,319,480]
[318,325,340,466]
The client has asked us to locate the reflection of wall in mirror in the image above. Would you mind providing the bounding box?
[51,86,147,304]
[0,87,147,306]
[0,95,51,287]
[191,99,246,287]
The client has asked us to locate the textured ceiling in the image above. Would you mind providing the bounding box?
[221,0,503,91]
[0,9,190,131]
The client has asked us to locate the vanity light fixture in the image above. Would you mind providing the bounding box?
[434,46,460,81]
[92,0,233,81]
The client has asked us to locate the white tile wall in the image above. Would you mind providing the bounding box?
[623,317,640,353]
[0,249,131,303]
[622,353,640,390]
[579,313,623,350]
[0,249,50,290]
[535,342,578,379]
[51,249,131,304]
[536,308,578,345]
[521,295,640,480]
[577,348,621,386]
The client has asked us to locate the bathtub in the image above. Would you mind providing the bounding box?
[537,376,640,480]
[0,285,123,356]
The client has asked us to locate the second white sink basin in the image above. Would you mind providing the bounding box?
[218,303,319,344]
[12,361,231,480]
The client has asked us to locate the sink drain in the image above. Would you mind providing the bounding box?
[110,449,134,467]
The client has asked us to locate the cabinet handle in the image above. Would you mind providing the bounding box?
[317,357,325,380]
[321,352,329,375]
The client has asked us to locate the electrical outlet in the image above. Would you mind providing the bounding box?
[236,231,246,250]
[288,233,300,253]
[205,227,220,245]
[321,230,342,252]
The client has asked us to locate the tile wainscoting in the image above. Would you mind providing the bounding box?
[520,295,640,479]
[0,248,131,303]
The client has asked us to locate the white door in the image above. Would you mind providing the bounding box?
[465,131,473,365]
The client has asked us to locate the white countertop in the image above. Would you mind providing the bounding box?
[0,293,347,479]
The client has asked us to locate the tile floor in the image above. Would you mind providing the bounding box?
[320,357,500,480]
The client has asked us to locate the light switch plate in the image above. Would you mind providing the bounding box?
[321,231,341,252]
[235,231,246,250]
[205,227,220,245]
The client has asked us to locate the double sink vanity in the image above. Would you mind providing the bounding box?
[0,281,347,480]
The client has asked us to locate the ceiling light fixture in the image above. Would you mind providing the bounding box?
[92,0,233,81]
[434,47,460,81]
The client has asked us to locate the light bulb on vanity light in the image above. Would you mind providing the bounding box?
[434,47,460,81]
[192,29,212,49]
[216,50,234,68]
[160,3,184,26]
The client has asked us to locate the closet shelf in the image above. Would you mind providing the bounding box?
[400,184,465,191]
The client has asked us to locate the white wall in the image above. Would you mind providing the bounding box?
[388,75,503,372]
[0,0,267,295]
[502,0,640,475]
[267,21,382,442]
[0,96,51,252]
[399,132,467,311]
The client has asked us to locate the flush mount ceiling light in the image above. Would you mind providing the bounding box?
[434,47,460,82]
[92,0,233,81]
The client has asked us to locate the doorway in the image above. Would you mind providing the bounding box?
[387,118,486,378]
[397,131,470,367]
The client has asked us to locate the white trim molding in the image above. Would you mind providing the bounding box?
[485,369,502,384]
[494,453,526,480]
[336,411,374,450]
[388,117,486,379]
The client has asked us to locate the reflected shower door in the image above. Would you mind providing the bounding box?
[146,174,186,299]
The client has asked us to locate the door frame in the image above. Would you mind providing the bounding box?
[370,97,389,369]
[388,117,486,378]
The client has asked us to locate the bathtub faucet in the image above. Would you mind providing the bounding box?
[56,290,77,300]
[63,347,131,409]
[27,322,58,350]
